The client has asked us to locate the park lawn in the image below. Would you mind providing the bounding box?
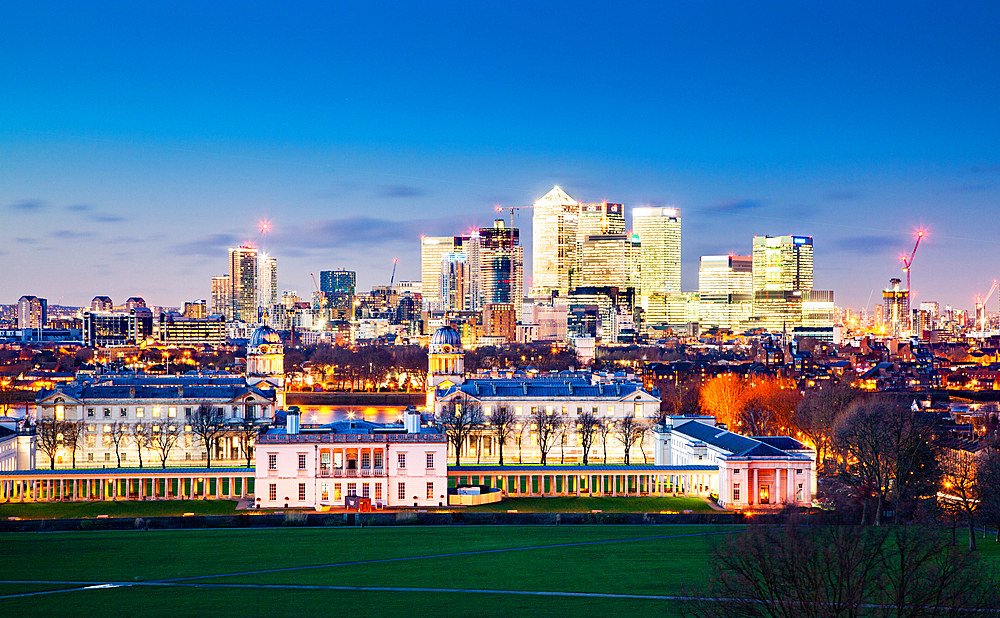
[0,500,240,520]
[0,526,720,585]
[461,495,718,513]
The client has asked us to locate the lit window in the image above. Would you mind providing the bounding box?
[607,406,613,416]
[515,406,522,416]
[796,483,804,502]
[268,483,276,501]
[375,483,383,500]
[484,406,492,416]
[398,452,406,469]
[298,483,306,501]
[136,408,144,418]
[321,483,329,501]
[426,482,434,500]
[152,408,160,418]
[268,454,277,470]
[334,484,342,501]
[398,483,406,501]
[426,452,434,469]
[168,407,177,418]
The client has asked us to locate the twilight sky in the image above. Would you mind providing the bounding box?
[2,2,998,312]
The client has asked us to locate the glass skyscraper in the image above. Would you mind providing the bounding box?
[531,186,579,296]
[228,246,258,324]
[698,254,753,331]
[632,206,681,324]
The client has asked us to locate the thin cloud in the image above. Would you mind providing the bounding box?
[705,199,763,213]
[378,185,427,199]
[50,230,95,239]
[66,203,94,211]
[170,233,242,256]
[15,238,37,244]
[270,216,453,250]
[8,199,46,211]
[91,213,127,222]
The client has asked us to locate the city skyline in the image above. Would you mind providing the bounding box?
[2,3,998,311]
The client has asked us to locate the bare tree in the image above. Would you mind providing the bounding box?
[149,422,181,468]
[437,395,485,467]
[636,422,652,464]
[108,422,130,467]
[234,417,261,468]
[793,382,861,474]
[939,448,981,551]
[577,411,600,465]
[61,420,85,469]
[614,414,644,465]
[532,407,559,465]
[978,445,1000,543]
[556,417,570,464]
[489,404,516,466]
[190,404,227,468]
[35,417,63,470]
[130,421,152,468]
[597,419,613,464]
[697,524,996,618]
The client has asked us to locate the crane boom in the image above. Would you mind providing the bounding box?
[389,258,398,287]
[900,230,924,293]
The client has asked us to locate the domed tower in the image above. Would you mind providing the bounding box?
[247,325,286,407]
[427,325,465,408]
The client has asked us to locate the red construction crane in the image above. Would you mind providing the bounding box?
[899,230,925,293]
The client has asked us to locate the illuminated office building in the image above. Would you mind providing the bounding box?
[632,207,681,321]
[478,220,523,321]
[320,269,356,321]
[751,235,823,333]
[421,236,457,309]
[440,253,470,312]
[698,255,753,331]
[531,186,580,296]
[578,202,625,243]
[229,246,259,323]
[579,233,642,293]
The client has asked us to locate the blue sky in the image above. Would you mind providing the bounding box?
[2,2,998,311]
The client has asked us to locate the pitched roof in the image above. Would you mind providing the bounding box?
[670,421,811,460]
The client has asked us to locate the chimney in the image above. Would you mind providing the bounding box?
[404,406,421,433]
[286,407,300,435]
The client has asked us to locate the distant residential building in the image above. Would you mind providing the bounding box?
[483,303,516,343]
[229,246,258,324]
[157,313,225,346]
[16,296,47,329]
[91,296,114,312]
[211,275,230,318]
[183,300,208,319]
[124,297,147,310]
[258,255,278,317]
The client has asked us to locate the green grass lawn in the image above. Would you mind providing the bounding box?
[0,525,726,617]
[462,495,717,513]
[0,500,239,520]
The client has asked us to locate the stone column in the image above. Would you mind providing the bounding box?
[751,468,758,505]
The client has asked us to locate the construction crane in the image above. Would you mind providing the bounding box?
[310,273,328,309]
[976,279,998,332]
[389,258,398,287]
[900,230,925,294]
[495,204,533,247]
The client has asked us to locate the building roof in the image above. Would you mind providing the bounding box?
[440,379,654,401]
[430,325,462,347]
[670,421,811,460]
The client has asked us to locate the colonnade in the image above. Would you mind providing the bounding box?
[449,467,717,498]
[0,470,255,502]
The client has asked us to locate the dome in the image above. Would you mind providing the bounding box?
[248,325,282,351]
[430,325,462,348]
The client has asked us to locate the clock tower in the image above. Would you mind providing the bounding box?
[426,325,465,408]
[247,325,286,407]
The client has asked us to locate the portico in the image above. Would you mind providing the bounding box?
[0,467,254,502]
[448,464,717,498]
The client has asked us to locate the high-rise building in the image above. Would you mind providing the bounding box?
[698,255,753,331]
[16,295,47,329]
[579,233,642,292]
[124,297,146,311]
[578,202,625,243]
[531,186,579,296]
[228,246,259,323]
[183,300,208,319]
[751,235,816,332]
[632,206,681,321]
[259,255,278,316]
[319,269,356,320]
[421,236,457,309]
[478,220,523,320]
[483,303,516,343]
[91,296,114,312]
[440,253,470,312]
[211,275,230,317]
[883,278,910,337]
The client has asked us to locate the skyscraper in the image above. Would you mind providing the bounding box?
[579,233,642,290]
[211,275,230,317]
[698,255,753,331]
[440,253,470,311]
[531,186,579,296]
[421,236,457,309]
[577,202,625,242]
[478,220,523,320]
[259,255,278,316]
[228,246,258,323]
[632,206,681,322]
[751,235,819,332]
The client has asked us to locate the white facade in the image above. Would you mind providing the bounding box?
[653,416,816,509]
[0,419,34,471]
[255,418,449,509]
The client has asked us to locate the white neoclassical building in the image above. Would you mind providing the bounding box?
[255,407,449,509]
[653,416,816,509]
